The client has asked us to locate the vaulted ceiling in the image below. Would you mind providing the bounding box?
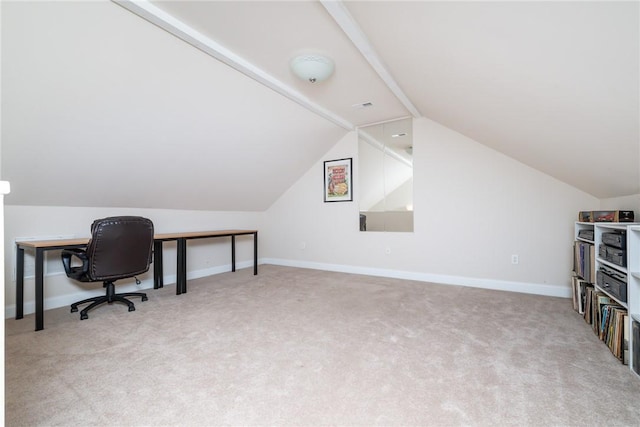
[2,1,638,211]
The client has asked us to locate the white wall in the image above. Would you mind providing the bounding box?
[262,117,599,296]
[3,117,608,317]
[4,206,262,317]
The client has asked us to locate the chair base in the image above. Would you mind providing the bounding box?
[70,281,147,320]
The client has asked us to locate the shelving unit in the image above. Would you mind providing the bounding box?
[573,221,640,378]
[627,226,640,377]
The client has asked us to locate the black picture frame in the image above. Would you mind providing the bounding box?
[324,158,353,202]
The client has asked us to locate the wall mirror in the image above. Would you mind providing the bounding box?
[358,117,413,232]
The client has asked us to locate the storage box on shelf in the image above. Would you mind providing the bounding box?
[595,224,631,306]
[573,221,640,378]
[579,210,635,223]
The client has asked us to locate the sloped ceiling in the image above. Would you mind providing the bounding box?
[2,1,638,212]
[348,1,639,199]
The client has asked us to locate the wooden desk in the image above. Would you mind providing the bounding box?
[153,230,258,295]
[15,238,89,331]
[15,229,258,331]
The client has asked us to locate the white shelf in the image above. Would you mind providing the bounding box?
[595,222,640,230]
[596,257,628,273]
[576,237,594,244]
[574,221,639,377]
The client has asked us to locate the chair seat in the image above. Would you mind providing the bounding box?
[62,216,154,320]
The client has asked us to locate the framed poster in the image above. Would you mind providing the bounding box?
[324,158,352,202]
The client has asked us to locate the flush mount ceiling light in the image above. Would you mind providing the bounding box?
[290,54,335,83]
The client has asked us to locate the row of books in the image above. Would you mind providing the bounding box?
[573,241,595,283]
[571,275,629,364]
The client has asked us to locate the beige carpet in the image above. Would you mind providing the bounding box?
[5,265,640,426]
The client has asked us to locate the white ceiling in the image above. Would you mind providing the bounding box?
[2,1,638,211]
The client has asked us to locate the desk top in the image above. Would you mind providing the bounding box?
[16,238,89,249]
[154,229,258,240]
[16,230,258,248]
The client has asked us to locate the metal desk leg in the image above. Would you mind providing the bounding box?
[35,248,45,331]
[254,232,258,275]
[177,238,187,295]
[16,245,24,319]
[231,236,236,272]
[153,240,164,289]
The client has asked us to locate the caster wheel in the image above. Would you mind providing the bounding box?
[128,306,136,312]
[80,313,88,320]
[142,295,148,302]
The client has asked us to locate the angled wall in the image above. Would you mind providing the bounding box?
[262,117,599,296]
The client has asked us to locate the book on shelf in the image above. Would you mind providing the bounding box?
[615,311,627,363]
[573,240,595,283]
[593,293,611,335]
[583,289,628,364]
[583,285,594,324]
[571,275,591,314]
[571,274,579,312]
[623,314,629,365]
[607,306,627,363]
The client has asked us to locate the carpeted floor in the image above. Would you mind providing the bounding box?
[5,265,640,426]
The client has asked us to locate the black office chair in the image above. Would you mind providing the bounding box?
[62,216,154,320]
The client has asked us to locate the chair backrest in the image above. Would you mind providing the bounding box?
[85,216,154,281]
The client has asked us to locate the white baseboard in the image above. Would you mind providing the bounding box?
[5,258,569,319]
[261,258,572,299]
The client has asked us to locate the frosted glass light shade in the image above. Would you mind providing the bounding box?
[290,55,334,83]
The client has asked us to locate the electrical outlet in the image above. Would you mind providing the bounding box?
[511,254,519,265]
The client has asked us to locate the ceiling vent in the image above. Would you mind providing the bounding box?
[352,102,373,109]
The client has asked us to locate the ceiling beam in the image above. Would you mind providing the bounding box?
[320,1,422,119]
[113,0,354,130]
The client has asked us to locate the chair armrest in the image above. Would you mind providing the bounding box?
[61,248,89,280]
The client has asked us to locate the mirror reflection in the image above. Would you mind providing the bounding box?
[358,117,413,232]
